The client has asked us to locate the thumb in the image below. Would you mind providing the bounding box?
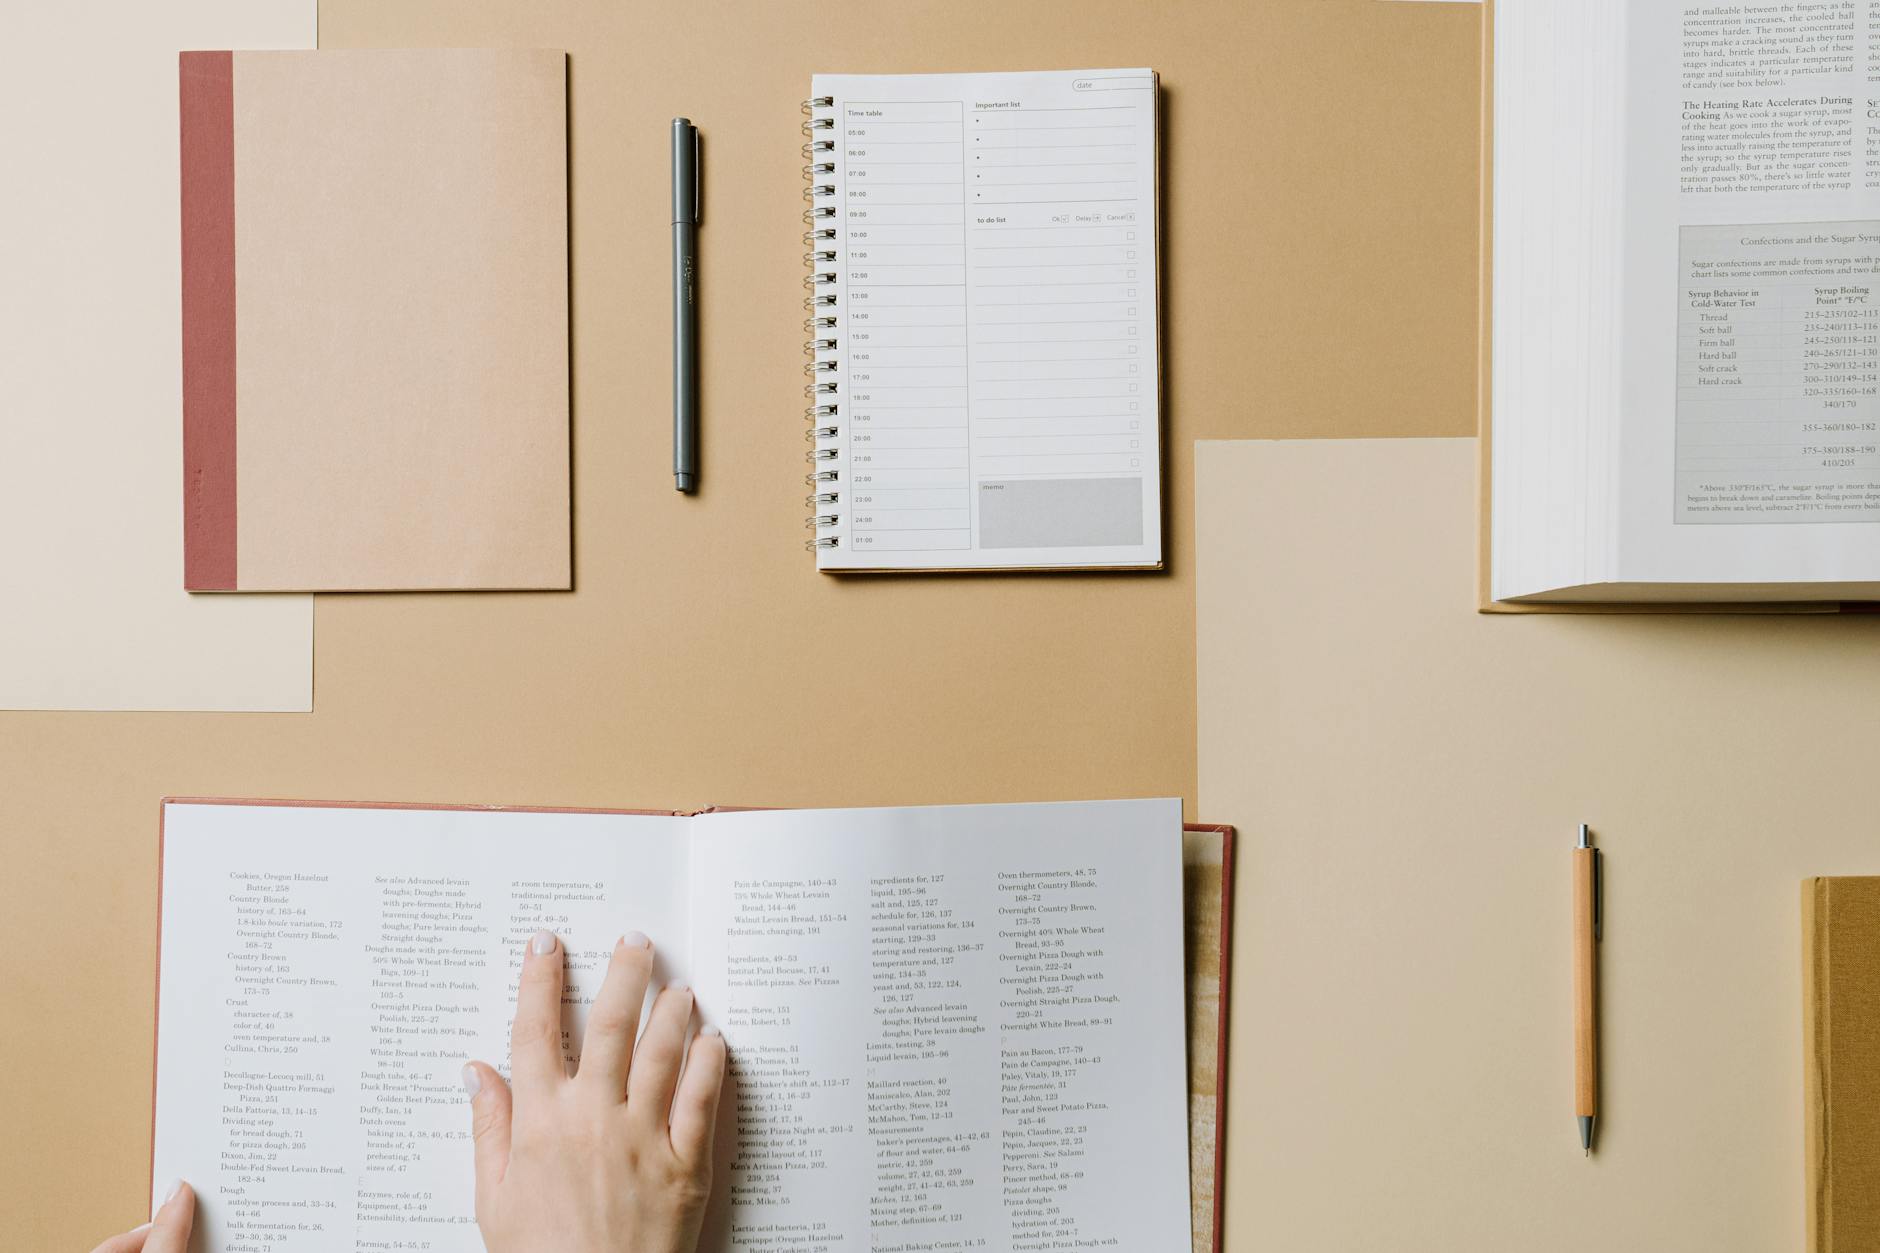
[142,1179,195,1253]
[464,1061,514,1200]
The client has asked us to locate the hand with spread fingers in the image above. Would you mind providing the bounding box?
[87,1180,194,1253]
[463,929,727,1253]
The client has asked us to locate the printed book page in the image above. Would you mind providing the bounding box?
[152,803,693,1249]
[809,70,1162,571]
[152,799,1192,1252]
[686,800,1191,1252]
[1618,2,1880,583]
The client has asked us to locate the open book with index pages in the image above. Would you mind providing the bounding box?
[152,797,1234,1251]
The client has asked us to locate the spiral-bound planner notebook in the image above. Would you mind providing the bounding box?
[804,69,1162,571]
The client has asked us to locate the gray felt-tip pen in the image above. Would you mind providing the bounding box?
[672,118,700,493]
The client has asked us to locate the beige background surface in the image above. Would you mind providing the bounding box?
[0,0,1482,1245]
[1199,437,1880,1252]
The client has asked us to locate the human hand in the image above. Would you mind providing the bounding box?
[464,930,726,1253]
[87,1179,194,1253]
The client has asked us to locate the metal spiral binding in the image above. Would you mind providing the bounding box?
[802,96,840,551]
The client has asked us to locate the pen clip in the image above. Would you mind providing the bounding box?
[693,127,702,226]
[1593,848,1603,943]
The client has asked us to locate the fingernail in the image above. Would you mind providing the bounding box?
[700,1024,721,1037]
[531,930,557,955]
[667,983,691,996]
[621,930,649,949]
[163,1178,183,1204]
[130,1223,152,1236]
[461,1063,482,1097]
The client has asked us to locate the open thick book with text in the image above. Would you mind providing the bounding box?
[1488,2,1880,605]
[152,798,1233,1251]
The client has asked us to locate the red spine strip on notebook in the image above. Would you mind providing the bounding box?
[179,51,237,591]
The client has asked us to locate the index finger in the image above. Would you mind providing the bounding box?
[510,930,568,1092]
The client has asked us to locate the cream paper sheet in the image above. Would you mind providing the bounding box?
[0,1,313,710]
[1199,436,1880,1251]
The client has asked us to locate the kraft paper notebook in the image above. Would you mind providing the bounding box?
[151,798,1235,1252]
[803,70,1163,571]
[1200,435,1880,1252]
[1481,1,1880,610]
[179,49,570,593]
[1803,876,1880,1253]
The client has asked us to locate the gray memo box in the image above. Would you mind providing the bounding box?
[977,478,1145,549]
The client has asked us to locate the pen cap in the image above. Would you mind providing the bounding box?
[671,118,699,224]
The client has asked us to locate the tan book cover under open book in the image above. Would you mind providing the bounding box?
[1803,877,1880,1253]
[179,50,570,592]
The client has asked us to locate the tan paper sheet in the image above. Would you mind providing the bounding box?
[1199,437,1880,1251]
[0,1,313,710]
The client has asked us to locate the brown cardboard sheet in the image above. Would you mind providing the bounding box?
[1,0,1483,1243]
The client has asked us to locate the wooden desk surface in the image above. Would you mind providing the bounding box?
[0,1,1479,1243]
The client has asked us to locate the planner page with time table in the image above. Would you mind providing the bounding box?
[810,69,1162,571]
